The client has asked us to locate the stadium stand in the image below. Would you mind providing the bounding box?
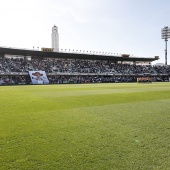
[0,47,169,85]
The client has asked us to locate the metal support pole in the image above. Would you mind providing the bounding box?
[165,39,168,65]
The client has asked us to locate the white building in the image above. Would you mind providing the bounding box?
[51,25,59,52]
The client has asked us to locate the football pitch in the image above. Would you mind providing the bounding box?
[0,83,170,170]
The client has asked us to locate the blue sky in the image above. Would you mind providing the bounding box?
[0,0,170,64]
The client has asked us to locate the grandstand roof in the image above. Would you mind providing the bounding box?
[0,47,158,62]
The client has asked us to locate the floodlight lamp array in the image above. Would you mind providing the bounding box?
[161,27,170,39]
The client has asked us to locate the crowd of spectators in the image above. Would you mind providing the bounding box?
[0,57,169,85]
[0,76,31,85]
[48,75,135,84]
[153,65,170,74]
[0,75,136,85]
[0,57,162,74]
[0,58,9,72]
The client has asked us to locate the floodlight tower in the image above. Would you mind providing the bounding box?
[161,26,170,65]
[51,25,59,52]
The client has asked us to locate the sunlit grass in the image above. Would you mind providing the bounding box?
[0,83,170,169]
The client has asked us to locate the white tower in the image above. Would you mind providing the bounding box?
[51,25,59,52]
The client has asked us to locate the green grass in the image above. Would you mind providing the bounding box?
[0,83,170,170]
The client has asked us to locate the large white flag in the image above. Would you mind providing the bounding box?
[29,71,49,84]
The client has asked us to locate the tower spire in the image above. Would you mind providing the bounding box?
[51,25,59,52]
